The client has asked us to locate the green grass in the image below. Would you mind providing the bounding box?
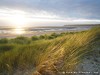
[0,38,8,44]
[0,26,100,75]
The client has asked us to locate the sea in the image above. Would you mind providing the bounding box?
[0,25,99,38]
[0,25,96,34]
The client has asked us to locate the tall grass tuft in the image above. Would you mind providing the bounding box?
[34,27,100,75]
[9,36,31,44]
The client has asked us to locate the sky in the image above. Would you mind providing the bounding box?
[0,0,100,27]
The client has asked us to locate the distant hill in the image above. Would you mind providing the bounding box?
[64,24,100,27]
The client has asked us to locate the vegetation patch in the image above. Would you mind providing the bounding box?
[0,27,100,75]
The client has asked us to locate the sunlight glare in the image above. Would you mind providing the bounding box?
[13,28,25,35]
[9,14,28,28]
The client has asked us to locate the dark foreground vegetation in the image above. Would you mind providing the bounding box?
[0,27,100,75]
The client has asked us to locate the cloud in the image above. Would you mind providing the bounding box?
[0,0,100,19]
[0,0,100,26]
[0,8,60,19]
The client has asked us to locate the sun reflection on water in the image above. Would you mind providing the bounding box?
[13,28,25,35]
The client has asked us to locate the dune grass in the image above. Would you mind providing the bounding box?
[0,27,100,75]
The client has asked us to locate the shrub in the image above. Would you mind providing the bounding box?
[51,33,59,37]
[47,35,55,39]
[0,38,8,44]
[10,36,30,44]
[39,34,48,39]
[15,36,28,40]
[0,44,14,52]
[31,36,39,41]
[39,35,45,39]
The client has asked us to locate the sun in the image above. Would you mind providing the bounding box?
[7,12,29,34]
[9,14,28,34]
[9,13,28,28]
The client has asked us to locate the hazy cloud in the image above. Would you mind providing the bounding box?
[0,0,100,19]
[0,0,100,26]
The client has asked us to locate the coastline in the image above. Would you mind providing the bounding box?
[0,29,89,38]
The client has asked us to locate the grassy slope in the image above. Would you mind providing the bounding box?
[0,27,100,75]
